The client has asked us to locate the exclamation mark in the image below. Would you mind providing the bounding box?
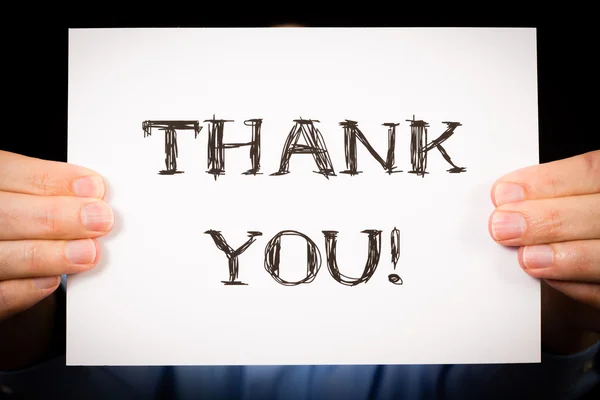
[388,227,403,285]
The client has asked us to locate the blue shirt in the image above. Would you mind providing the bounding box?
[1,349,599,399]
[1,286,598,399]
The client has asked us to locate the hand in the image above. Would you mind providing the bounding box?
[489,150,600,354]
[0,150,113,368]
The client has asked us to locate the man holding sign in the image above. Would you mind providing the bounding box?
[1,26,598,399]
[0,149,598,398]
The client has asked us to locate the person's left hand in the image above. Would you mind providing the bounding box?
[489,150,600,354]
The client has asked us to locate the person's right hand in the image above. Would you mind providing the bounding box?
[0,150,114,321]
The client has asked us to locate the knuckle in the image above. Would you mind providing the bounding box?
[546,174,561,200]
[0,202,19,234]
[582,151,600,191]
[573,260,588,278]
[30,170,53,196]
[0,202,14,226]
[534,165,563,200]
[568,243,591,273]
[0,245,8,275]
[0,203,6,225]
[23,242,41,270]
[534,208,564,242]
[0,283,16,315]
[38,206,61,235]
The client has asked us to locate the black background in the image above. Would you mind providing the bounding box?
[0,13,596,398]
[0,13,592,163]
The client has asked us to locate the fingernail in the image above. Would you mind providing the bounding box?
[73,176,105,198]
[33,276,60,290]
[81,202,114,232]
[494,183,525,206]
[522,245,554,269]
[491,211,527,240]
[65,239,97,265]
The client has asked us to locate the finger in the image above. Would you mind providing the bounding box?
[544,279,600,309]
[0,276,61,321]
[491,150,600,206]
[0,150,105,198]
[489,193,600,246]
[518,240,600,283]
[0,239,99,281]
[0,191,114,240]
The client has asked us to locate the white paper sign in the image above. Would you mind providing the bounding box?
[67,27,540,366]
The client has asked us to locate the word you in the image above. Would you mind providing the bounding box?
[142,115,466,179]
[205,228,403,286]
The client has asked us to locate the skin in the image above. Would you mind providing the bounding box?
[488,149,600,353]
[0,149,598,370]
[0,150,112,369]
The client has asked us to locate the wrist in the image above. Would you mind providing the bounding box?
[0,291,58,371]
[541,281,600,355]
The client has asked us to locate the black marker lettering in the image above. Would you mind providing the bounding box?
[426,121,465,174]
[142,120,202,175]
[204,115,234,179]
[339,120,400,175]
[205,115,263,179]
[408,115,465,177]
[242,119,263,176]
[204,230,262,285]
[388,227,402,285]
[263,230,322,286]
[271,118,336,178]
[322,230,382,286]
